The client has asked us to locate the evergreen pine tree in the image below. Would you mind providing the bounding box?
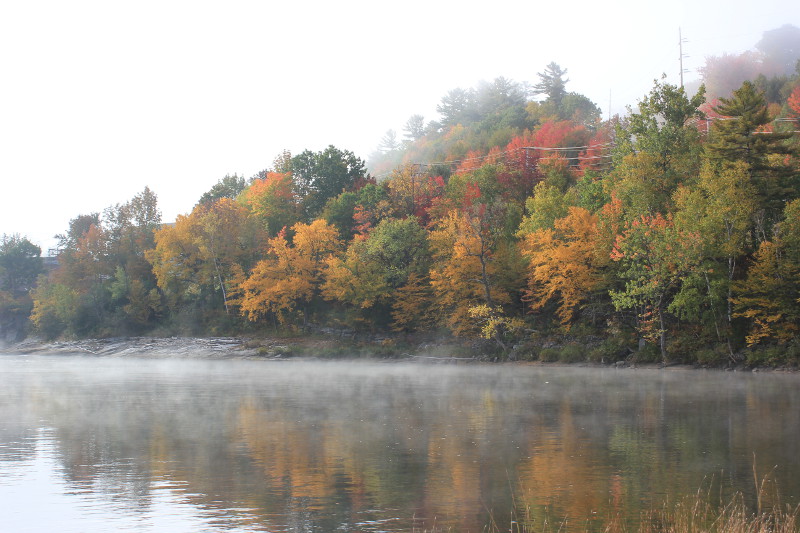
[706,81,795,229]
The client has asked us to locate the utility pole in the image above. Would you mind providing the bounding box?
[679,28,689,88]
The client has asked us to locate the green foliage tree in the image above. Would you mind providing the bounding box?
[197,174,247,206]
[518,182,572,233]
[323,217,431,327]
[0,235,43,341]
[615,78,706,172]
[673,161,759,350]
[612,78,706,218]
[609,214,703,360]
[0,234,43,295]
[29,280,79,340]
[100,187,162,331]
[240,172,298,236]
[291,146,370,220]
[534,62,568,108]
[560,92,602,126]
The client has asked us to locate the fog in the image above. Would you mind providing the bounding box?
[2,355,799,531]
[1,0,798,253]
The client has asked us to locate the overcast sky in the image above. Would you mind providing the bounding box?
[1,0,797,253]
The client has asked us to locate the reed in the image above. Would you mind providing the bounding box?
[413,486,799,533]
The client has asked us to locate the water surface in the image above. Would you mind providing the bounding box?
[1,355,798,532]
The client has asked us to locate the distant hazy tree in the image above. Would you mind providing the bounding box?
[756,24,800,75]
[474,77,528,117]
[700,51,767,99]
[534,62,569,107]
[378,129,400,153]
[436,87,477,127]
[560,92,602,125]
[271,149,293,174]
[403,114,425,141]
[55,213,101,252]
[753,73,791,104]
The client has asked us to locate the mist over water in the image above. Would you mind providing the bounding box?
[1,356,799,532]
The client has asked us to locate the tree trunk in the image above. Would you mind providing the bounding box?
[657,302,667,363]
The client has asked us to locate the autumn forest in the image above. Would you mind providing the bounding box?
[2,27,800,366]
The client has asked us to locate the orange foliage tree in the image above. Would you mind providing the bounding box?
[239,219,341,326]
[240,171,298,236]
[789,85,800,117]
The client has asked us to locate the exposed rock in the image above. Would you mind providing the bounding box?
[3,336,259,359]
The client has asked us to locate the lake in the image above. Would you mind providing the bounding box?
[0,355,798,532]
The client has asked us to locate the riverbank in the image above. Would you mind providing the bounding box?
[0,335,486,363]
[3,335,798,372]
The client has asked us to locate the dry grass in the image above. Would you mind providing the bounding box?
[413,489,799,533]
[637,492,798,533]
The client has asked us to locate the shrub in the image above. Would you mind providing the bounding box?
[538,347,560,362]
[632,343,660,363]
[694,345,728,366]
[744,343,799,367]
[558,343,585,363]
[587,337,631,363]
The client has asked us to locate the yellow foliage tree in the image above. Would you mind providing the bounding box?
[322,243,388,310]
[391,273,434,332]
[520,206,605,327]
[147,198,254,314]
[239,219,341,326]
[429,206,514,337]
[733,199,800,345]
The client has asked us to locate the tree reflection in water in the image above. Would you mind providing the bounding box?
[0,356,798,532]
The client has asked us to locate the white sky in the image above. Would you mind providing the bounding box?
[1,0,797,254]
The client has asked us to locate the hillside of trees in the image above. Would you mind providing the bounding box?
[3,29,800,366]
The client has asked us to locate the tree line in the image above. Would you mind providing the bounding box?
[2,62,800,365]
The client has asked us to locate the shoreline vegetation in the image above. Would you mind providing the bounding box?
[483,471,800,533]
[2,333,798,372]
[3,42,800,368]
[476,494,800,533]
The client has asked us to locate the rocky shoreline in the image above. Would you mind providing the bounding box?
[2,336,268,359]
[2,336,798,372]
